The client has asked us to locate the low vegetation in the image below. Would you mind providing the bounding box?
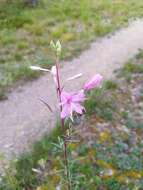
[1,51,143,189]
[1,0,143,99]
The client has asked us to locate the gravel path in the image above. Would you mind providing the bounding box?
[1,19,143,160]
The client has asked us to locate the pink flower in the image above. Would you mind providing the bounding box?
[51,66,57,76]
[67,73,83,81]
[84,74,103,91]
[60,90,85,119]
[51,66,57,85]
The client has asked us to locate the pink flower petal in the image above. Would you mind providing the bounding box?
[61,91,72,103]
[84,74,103,91]
[67,73,83,81]
[30,66,50,72]
[71,103,84,114]
[51,66,57,76]
[72,90,85,102]
[51,66,58,85]
[60,90,85,119]
[61,104,71,119]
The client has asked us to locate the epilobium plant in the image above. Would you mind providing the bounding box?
[30,41,103,189]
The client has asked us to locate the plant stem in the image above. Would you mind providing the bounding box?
[55,58,71,190]
[62,119,71,190]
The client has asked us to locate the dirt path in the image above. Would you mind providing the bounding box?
[1,19,143,160]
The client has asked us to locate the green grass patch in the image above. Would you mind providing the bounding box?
[104,80,118,90]
[117,52,143,82]
[122,62,143,74]
[85,87,116,121]
[0,124,62,190]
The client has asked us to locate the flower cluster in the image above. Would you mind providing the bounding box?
[30,65,103,120]
[60,74,102,119]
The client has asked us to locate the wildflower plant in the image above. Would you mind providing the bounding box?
[30,41,103,189]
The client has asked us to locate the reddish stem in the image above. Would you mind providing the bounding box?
[55,58,71,190]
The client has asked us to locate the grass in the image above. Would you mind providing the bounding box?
[117,50,143,82]
[1,0,143,99]
[1,51,143,189]
[0,124,63,190]
[85,88,116,121]
[85,80,118,121]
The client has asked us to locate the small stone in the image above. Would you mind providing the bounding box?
[120,125,130,134]
[100,168,115,177]
[131,85,143,102]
